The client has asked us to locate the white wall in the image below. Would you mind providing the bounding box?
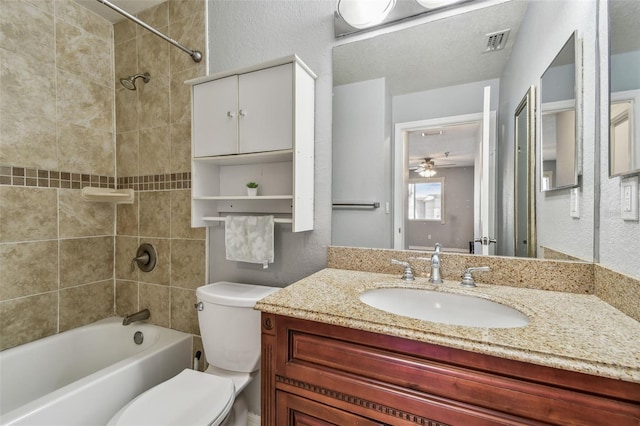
[332,79,392,248]
[206,0,335,286]
[497,0,596,261]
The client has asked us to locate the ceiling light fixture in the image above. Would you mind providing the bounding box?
[419,169,437,178]
[415,0,463,10]
[421,130,443,137]
[337,0,397,29]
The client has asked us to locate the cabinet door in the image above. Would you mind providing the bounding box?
[276,392,383,426]
[238,63,293,153]
[193,75,238,157]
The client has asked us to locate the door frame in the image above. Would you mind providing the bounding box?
[393,112,497,251]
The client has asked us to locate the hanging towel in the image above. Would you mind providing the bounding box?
[225,215,274,268]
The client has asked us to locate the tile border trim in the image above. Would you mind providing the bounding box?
[1,165,191,191]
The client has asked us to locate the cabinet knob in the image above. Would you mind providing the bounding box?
[239,109,247,117]
[226,111,235,118]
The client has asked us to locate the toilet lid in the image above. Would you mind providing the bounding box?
[108,369,235,426]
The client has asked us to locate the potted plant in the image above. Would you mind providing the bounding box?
[246,182,259,196]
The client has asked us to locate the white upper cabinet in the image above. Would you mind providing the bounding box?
[193,75,238,157]
[193,63,294,157]
[187,56,317,232]
[239,64,293,153]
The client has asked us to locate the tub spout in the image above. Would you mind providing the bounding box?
[122,309,150,326]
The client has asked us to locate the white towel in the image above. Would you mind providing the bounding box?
[225,215,274,268]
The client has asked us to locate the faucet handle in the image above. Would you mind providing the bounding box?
[391,259,414,281]
[460,266,490,288]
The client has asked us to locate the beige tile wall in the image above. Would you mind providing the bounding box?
[0,0,116,350]
[113,1,207,342]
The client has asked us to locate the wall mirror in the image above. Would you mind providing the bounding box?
[332,0,595,261]
[514,86,536,258]
[609,0,640,177]
[540,31,581,191]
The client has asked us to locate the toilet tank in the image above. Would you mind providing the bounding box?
[196,282,279,373]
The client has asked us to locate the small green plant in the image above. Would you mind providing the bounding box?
[246,182,259,188]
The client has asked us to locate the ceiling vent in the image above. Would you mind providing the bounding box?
[484,29,511,52]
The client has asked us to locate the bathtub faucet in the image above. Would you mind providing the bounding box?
[122,309,150,326]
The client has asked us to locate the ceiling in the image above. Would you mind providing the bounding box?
[333,0,528,96]
[334,1,528,171]
[408,121,480,168]
[74,0,164,22]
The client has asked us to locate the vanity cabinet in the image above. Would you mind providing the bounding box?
[262,314,640,426]
[188,56,316,232]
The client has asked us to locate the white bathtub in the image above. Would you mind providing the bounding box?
[0,317,192,426]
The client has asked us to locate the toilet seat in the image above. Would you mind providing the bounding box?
[107,369,235,426]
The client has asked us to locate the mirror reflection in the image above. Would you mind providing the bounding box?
[609,0,640,177]
[332,0,595,261]
[332,2,519,254]
[514,87,536,257]
[540,32,579,191]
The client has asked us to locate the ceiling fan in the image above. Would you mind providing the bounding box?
[410,153,457,177]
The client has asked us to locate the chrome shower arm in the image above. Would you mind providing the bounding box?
[95,0,202,63]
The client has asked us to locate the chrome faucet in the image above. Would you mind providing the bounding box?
[122,309,150,326]
[429,243,443,284]
[391,259,414,281]
[460,266,490,288]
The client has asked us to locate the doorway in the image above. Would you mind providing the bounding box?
[393,112,496,254]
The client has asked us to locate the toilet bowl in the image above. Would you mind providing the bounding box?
[108,282,280,426]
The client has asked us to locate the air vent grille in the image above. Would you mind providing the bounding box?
[485,29,511,52]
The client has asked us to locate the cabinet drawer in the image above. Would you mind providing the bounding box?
[277,391,383,426]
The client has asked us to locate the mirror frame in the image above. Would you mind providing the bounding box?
[539,31,583,192]
[514,85,537,258]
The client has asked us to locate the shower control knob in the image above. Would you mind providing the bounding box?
[226,111,235,118]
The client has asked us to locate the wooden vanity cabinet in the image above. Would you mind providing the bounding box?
[261,313,640,426]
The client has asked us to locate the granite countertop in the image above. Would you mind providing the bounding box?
[255,268,640,384]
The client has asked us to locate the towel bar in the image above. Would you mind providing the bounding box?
[202,216,292,224]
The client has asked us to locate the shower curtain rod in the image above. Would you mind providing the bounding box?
[95,0,202,63]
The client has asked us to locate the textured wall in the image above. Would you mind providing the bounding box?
[206,1,334,287]
[112,0,208,343]
[0,0,115,350]
[598,2,640,279]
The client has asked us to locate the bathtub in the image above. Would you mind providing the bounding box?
[0,317,192,426]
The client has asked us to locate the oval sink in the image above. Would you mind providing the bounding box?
[360,288,529,328]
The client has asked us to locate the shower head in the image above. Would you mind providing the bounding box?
[120,72,150,90]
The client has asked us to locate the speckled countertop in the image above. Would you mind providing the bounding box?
[255,268,640,384]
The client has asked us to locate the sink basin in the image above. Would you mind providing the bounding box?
[359,288,529,328]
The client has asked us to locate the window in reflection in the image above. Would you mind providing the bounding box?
[408,178,444,222]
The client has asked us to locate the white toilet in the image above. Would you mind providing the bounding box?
[108,282,280,426]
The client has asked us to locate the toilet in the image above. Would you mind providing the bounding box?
[108,282,280,426]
